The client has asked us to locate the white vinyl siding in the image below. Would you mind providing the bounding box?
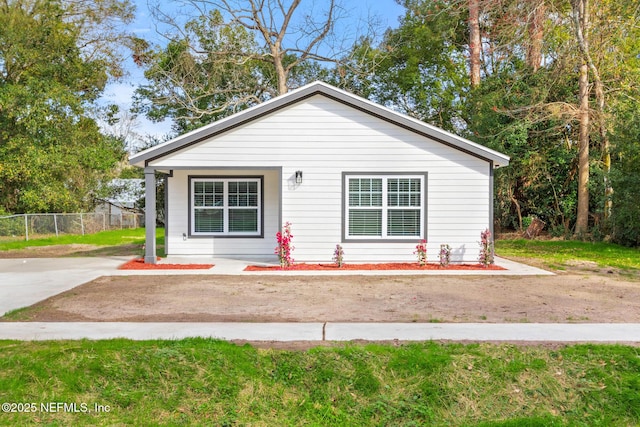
[345,175,424,240]
[191,177,261,236]
[154,96,493,262]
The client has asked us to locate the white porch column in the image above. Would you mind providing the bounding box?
[144,167,157,264]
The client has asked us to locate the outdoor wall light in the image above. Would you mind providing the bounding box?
[295,170,303,184]
[182,233,187,241]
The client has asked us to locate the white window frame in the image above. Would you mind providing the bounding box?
[344,174,425,240]
[190,177,262,237]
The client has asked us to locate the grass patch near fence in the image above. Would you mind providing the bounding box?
[0,228,164,257]
[496,239,640,273]
[0,339,638,426]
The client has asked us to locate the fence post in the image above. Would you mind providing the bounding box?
[54,214,59,237]
[24,214,29,241]
[80,213,85,235]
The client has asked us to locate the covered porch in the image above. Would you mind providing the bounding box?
[143,167,283,264]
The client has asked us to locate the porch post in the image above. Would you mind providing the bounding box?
[489,163,495,238]
[144,167,157,264]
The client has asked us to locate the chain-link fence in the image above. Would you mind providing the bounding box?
[0,212,144,242]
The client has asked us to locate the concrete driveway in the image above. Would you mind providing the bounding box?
[0,257,127,316]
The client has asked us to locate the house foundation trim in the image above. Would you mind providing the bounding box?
[144,167,157,264]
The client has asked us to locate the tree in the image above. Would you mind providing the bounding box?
[61,0,137,78]
[0,0,131,213]
[526,0,545,71]
[468,0,481,87]
[464,0,639,238]
[332,0,470,132]
[135,0,351,131]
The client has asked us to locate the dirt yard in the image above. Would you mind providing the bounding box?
[6,270,640,323]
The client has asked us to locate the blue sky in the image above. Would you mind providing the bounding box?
[101,0,405,142]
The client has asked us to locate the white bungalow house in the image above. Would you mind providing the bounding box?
[130,81,509,264]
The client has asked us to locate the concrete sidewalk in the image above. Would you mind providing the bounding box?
[0,322,638,343]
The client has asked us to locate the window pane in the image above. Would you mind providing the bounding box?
[192,178,261,234]
[228,180,258,207]
[194,180,224,207]
[229,209,258,232]
[195,209,223,233]
[387,210,421,236]
[388,178,421,207]
[349,210,382,236]
[349,178,382,207]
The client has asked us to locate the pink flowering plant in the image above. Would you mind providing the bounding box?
[275,222,294,269]
[332,244,344,268]
[439,244,451,267]
[414,239,427,266]
[478,228,495,267]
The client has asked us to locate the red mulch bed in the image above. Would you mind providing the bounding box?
[244,262,506,271]
[119,258,214,270]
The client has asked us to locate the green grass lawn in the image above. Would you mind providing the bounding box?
[0,237,638,424]
[0,339,638,426]
[0,228,164,257]
[2,229,638,273]
[496,239,640,272]
[0,228,147,249]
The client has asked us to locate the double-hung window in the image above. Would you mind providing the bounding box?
[345,174,425,240]
[191,177,262,236]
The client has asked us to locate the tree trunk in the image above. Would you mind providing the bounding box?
[576,61,590,236]
[271,44,289,95]
[527,0,545,71]
[572,0,593,236]
[469,0,481,87]
[571,0,612,221]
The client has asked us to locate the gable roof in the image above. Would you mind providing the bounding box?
[130,81,510,168]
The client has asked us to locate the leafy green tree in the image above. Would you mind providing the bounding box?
[0,0,131,213]
[607,44,640,246]
[332,0,469,133]
[352,0,639,244]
